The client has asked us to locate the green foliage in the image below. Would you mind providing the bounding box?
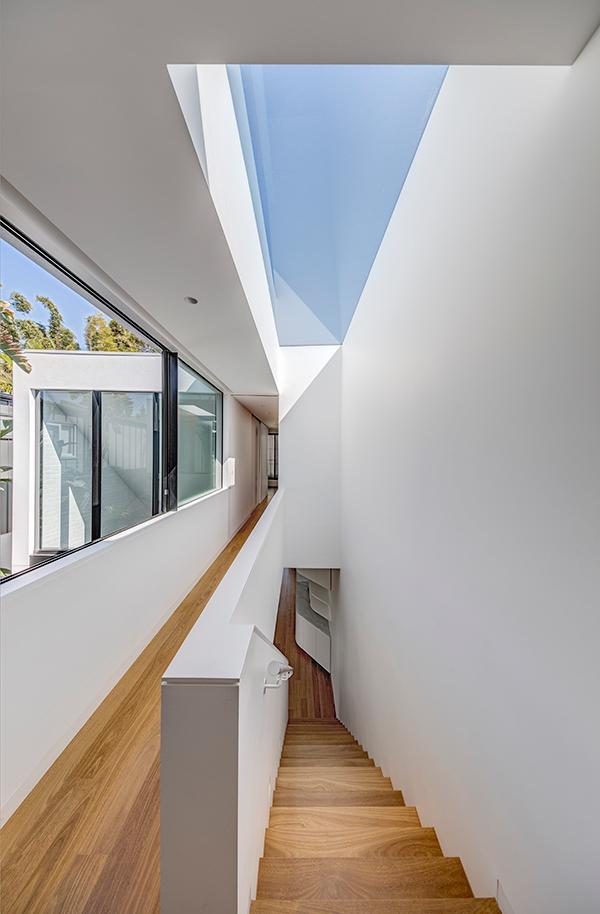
[1,286,151,395]
[0,297,32,394]
[85,314,149,352]
[15,294,80,351]
[37,296,79,350]
[11,292,33,313]
[85,313,118,351]
[3,291,80,362]
[0,290,81,392]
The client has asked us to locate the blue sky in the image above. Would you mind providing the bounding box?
[0,239,100,347]
[229,64,447,345]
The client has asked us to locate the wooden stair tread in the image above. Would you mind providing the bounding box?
[264,825,441,858]
[277,772,392,793]
[282,746,370,758]
[251,901,500,914]
[273,790,405,807]
[256,858,473,900]
[280,758,375,767]
[269,807,420,829]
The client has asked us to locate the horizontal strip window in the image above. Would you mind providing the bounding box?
[0,219,222,582]
[178,360,223,505]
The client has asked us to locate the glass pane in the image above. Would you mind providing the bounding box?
[39,391,93,551]
[1,234,163,577]
[178,363,222,504]
[101,392,160,537]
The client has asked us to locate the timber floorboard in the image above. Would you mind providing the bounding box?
[274,568,336,720]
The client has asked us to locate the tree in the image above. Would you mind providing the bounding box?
[13,293,79,351]
[84,313,119,351]
[0,294,32,394]
[1,288,151,395]
[37,296,79,350]
[85,314,150,352]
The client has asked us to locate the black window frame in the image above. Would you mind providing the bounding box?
[0,218,223,584]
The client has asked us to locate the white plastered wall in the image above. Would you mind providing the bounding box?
[279,345,341,569]
[331,39,600,914]
[227,394,258,535]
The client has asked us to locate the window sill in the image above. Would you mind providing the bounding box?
[177,484,224,511]
[1,486,227,596]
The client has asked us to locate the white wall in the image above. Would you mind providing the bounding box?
[227,394,258,535]
[279,346,341,568]
[1,391,259,824]
[332,37,600,914]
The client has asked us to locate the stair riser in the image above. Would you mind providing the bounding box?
[286,723,348,729]
[285,734,350,740]
[251,901,500,914]
[273,791,405,807]
[280,759,375,767]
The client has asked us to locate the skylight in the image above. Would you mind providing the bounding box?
[227,64,447,345]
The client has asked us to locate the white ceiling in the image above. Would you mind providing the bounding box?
[234,395,279,429]
[1,1,598,394]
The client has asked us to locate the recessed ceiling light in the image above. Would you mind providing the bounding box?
[184,296,199,305]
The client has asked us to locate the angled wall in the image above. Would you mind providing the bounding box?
[279,346,341,568]
[332,36,600,914]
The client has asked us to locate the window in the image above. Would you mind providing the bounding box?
[267,431,278,482]
[37,388,162,553]
[177,361,222,504]
[0,220,225,580]
[100,391,161,536]
[0,221,230,580]
[39,390,93,552]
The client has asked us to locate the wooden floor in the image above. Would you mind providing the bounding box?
[0,498,272,914]
[253,720,501,913]
[274,568,336,720]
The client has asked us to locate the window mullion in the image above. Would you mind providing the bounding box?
[162,351,178,513]
[91,390,102,541]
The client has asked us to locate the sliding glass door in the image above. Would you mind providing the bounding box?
[38,389,161,552]
[101,391,160,537]
[39,390,93,552]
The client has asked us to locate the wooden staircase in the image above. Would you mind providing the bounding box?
[252,718,500,914]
